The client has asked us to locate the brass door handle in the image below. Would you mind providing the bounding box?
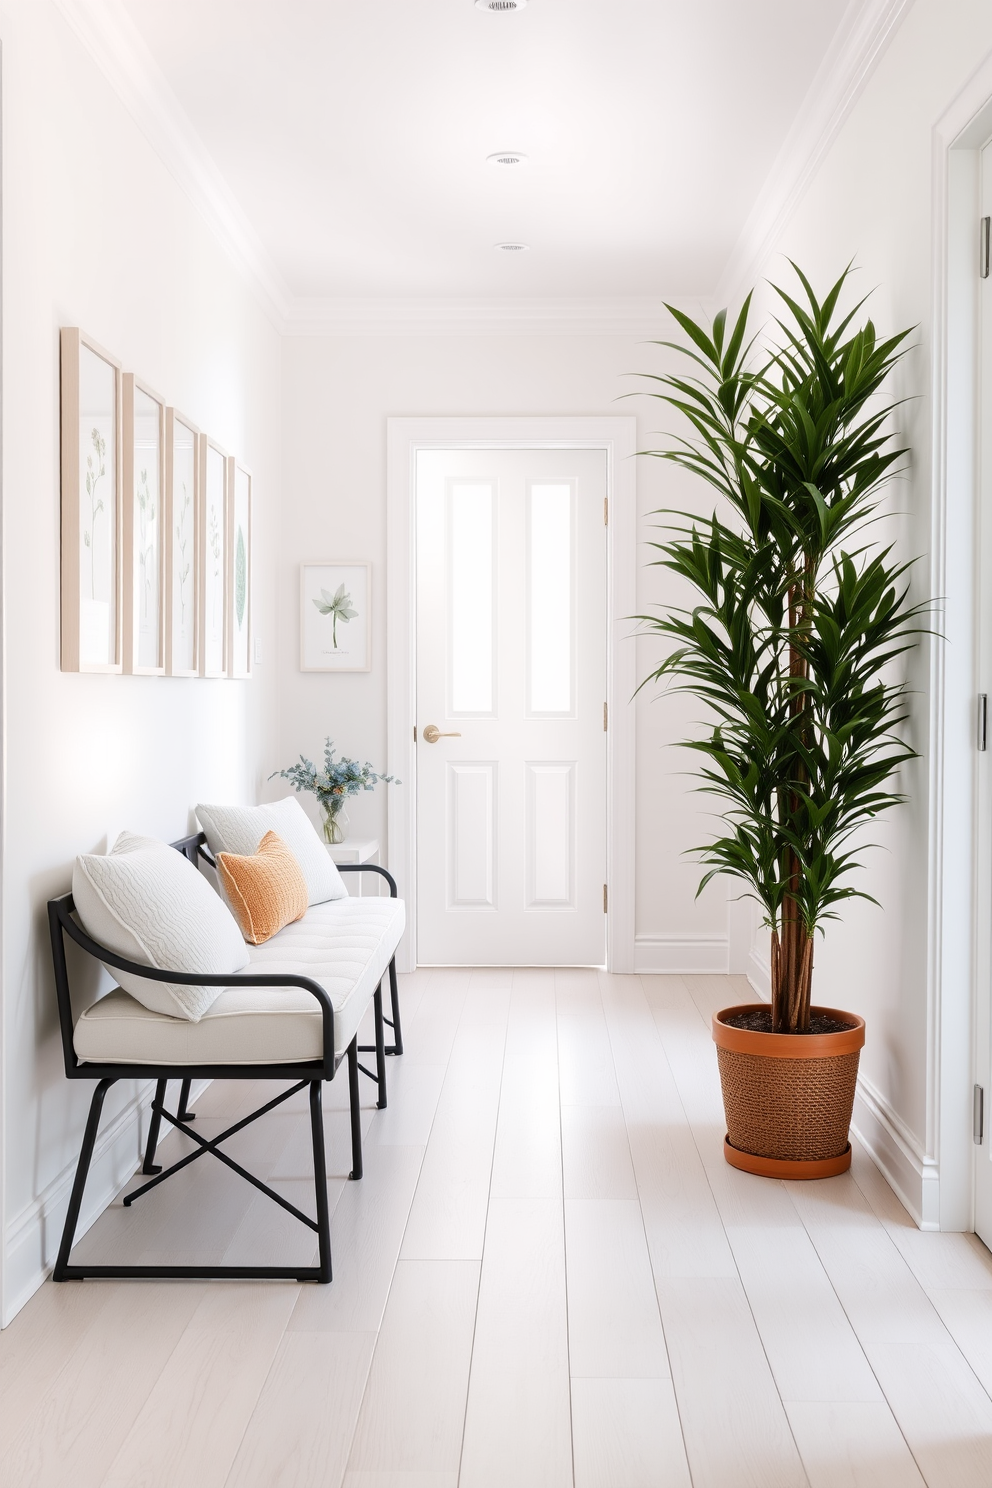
[422,725,462,744]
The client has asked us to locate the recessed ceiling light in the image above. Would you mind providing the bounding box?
[487,151,528,168]
[495,242,529,252]
[476,0,527,11]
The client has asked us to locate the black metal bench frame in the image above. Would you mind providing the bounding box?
[46,831,404,1285]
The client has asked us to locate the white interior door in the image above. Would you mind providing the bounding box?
[416,447,607,965]
[976,136,992,1245]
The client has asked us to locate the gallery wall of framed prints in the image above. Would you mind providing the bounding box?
[59,328,252,682]
[60,329,123,673]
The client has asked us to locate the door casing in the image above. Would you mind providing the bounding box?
[386,417,637,974]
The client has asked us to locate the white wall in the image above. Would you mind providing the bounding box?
[1,3,281,1320]
[746,0,992,1225]
[275,333,732,970]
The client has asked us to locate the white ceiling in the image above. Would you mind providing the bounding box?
[115,0,863,313]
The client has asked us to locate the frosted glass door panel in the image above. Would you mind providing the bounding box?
[417,447,607,965]
[529,483,574,714]
[448,481,495,715]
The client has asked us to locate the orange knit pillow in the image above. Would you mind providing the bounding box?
[216,830,308,945]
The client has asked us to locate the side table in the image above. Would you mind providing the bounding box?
[327,837,380,895]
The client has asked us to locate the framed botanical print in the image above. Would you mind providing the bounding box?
[199,437,228,678]
[122,375,166,675]
[227,458,252,678]
[60,328,122,672]
[165,409,199,677]
[300,562,371,671]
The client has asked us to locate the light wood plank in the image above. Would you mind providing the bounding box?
[459,1198,572,1488]
[800,1222,953,1347]
[571,1378,692,1488]
[343,1474,457,1487]
[726,1223,883,1402]
[565,1199,669,1378]
[225,1331,376,1488]
[561,1103,637,1200]
[0,1284,204,1487]
[289,1143,425,1333]
[926,1287,992,1395]
[489,977,562,1201]
[658,1275,809,1488]
[346,1261,479,1475]
[399,989,508,1259]
[863,1341,992,1488]
[785,1402,926,1488]
[102,1284,300,1488]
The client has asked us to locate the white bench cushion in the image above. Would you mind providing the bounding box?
[73,897,405,1066]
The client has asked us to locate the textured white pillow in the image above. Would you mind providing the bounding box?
[195,796,347,907]
[72,833,250,1022]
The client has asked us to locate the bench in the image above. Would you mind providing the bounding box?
[46,830,405,1284]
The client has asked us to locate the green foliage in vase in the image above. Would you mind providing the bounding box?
[313,583,358,648]
[635,264,930,1034]
[270,737,398,815]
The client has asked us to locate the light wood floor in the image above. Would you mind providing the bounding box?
[3,970,992,1487]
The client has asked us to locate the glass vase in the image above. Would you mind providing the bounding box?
[321,803,349,845]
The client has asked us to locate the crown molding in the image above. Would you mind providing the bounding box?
[52,0,293,329]
[54,0,910,339]
[715,0,916,308]
[281,296,682,337]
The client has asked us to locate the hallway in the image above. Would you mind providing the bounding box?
[2,969,990,1487]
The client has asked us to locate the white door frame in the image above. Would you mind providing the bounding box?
[385,416,637,974]
[923,62,992,1230]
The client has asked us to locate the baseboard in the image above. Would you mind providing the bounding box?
[3,1077,212,1326]
[747,946,772,1000]
[851,1074,939,1230]
[633,934,730,974]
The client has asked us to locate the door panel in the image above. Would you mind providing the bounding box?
[416,447,607,965]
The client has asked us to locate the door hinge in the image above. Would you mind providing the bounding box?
[976,1084,985,1144]
[603,883,608,913]
[982,216,991,279]
[413,725,417,743]
[980,695,988,752]
[603,701,608,732]
[604,497,609,526]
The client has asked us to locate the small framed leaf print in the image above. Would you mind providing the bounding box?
[122,376,165,675]
[60,328,123,672]
[199,436,228,678]
[300,562,371,671]
[227,458,252,678]
[165,409,199,677]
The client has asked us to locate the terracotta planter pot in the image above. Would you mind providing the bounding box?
[712,1003,866,1179]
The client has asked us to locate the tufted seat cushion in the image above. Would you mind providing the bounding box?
[73,896,405,1066]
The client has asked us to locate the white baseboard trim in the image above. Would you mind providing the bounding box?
[851,1074,939,1231]
[3,1077,212,1326]
[633,935,729,974]
[747,947,772,1000]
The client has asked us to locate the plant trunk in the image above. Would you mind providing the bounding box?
[770,898,814,1033]
[771,567,815,1034]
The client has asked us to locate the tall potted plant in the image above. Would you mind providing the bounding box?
[638,265,926,1177]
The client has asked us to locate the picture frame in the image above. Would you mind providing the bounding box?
[60,328,122,672]
[227,458,252,678]
[165,409,200,677]
[198,435,228,678]
[300,561,371,672]
[121,375,166,675]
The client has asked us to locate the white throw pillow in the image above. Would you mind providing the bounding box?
[195,795,347,907]
[72,833,250,1022]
